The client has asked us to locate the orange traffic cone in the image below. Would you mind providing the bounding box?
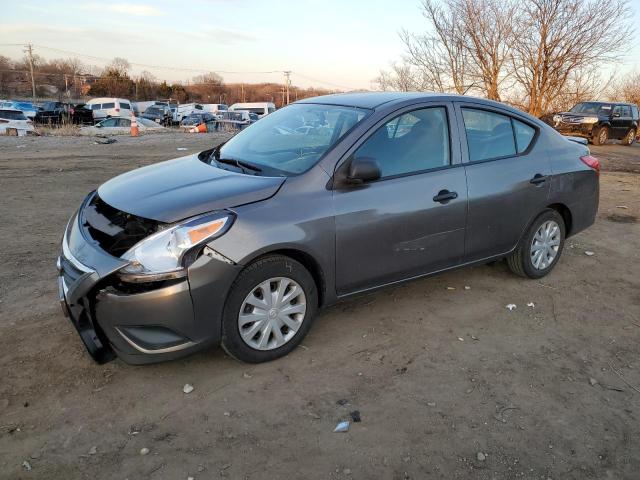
[197,122,207,133]
[130,112,139,137]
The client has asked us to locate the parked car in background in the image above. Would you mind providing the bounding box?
[85,97,133,121]
[142,105,173,126]
[57,92,599,366]
[35,102,94,125]
[219,110,255,128]
[179,112,217,128]
[551,101,639,146]
[173,103,204,123]
[0,108,35,135]
[80,116,165,135]
[0,100,37,119]
[229,102,275,118]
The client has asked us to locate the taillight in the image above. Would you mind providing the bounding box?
[27,120,33,125]
[115,108,120,112]
[0,119,8,123]
[580,155,600,176]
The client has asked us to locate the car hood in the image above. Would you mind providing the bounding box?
[97,153,286,223]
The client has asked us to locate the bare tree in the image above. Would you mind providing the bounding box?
[609,70,640,107]
[511,0,632,116]
[373,62,427,91]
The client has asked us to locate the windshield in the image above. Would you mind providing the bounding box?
[570,102,613,115]
[216,103,369,175]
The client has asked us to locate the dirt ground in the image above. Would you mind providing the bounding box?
[0,132,639,480]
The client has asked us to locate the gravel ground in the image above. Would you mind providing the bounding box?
[0,132,639,480]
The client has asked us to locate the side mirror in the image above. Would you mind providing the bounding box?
[613,112,621,118]
[347,157,381,184]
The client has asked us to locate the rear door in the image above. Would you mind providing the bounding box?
[610,105,628,138]
[455,103,551,262]
[333,102,467,294]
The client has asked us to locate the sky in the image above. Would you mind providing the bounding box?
[1,0,639,90]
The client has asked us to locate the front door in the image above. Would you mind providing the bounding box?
[456,104,552,261]
[333,104,467,295]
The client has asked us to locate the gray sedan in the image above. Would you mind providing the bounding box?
[57,92,599,364]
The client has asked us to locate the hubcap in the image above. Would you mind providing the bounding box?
[530,220,561,270]
[599,129,607,144]
[238,277,306,350]
[628,130,636,145]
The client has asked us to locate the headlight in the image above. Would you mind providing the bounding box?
[119,212,233,282]
[581,116,598,123]
[553,115,561,123]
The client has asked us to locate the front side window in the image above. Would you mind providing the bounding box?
[355,107,450,178]
[102,102,115,109]
[120,103,131,110]
[462,108,516,161]
[570,102,612,115]
[620,106,631,117]
[217,103,369,175]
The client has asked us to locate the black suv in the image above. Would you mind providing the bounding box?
[551,101,639,146]
[35,102,94,125]
[141,105,173,127]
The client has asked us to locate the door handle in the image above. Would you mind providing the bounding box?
[530,174,548,185]
[433,190,458,203]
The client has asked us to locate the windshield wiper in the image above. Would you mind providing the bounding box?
[216,157,263,173]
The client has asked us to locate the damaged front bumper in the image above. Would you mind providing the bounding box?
[57,199,241,365]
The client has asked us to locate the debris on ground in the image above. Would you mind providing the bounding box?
[458,337,464,342]
[93,138,117,145]
[88,446,97,455]
[183,384,194,394]
[471,335,479,341]
[506,304,517,311]
[140,447,150,456]
[446,286,456,290]
[242,372,252,379]
[177,147,188,151]
[477,452,487,461]
[350,410,361,423]
[616,205,628,209]
[584,251,595,256]
[589,378,599,386]
[334,421,350,433]
[336,399,349,406]
[427,402,436,407]
[526,302,535,308]
[464,286,471,290]
[22,461,32,471]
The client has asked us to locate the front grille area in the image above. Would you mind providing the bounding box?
[82,195,162,257]
[560,115,585,124]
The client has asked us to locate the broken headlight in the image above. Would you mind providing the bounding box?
[119,212,233,282]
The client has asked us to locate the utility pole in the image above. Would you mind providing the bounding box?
[283,71,291,105]
[25,44,36,103]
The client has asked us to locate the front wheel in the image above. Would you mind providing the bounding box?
[507,209,566,279]
[592,126,608,146]
[622,128,636,146]
[221,255,318,363]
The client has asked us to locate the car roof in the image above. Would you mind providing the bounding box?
[576,101,636,106]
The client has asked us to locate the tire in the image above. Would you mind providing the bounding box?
[507,209,566,279]
[622,128,636,146]
[592,126,608,146]
[221,255,318,363]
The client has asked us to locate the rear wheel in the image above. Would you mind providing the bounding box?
[507,209,566,279]
[622,128,636,146]
[221,255,318,363]
[592,126,608,146]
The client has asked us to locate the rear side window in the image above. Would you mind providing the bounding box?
[462,108,516,161]
[102,102,115,109]
[91,104,101,110]
[120,103,131,110]
[513,119,536,153]
[620,105,631,117]
[632,106,639,119]
[356,106,450,178]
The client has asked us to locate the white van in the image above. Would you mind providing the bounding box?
[202,103,228,118]
[85,97,133,121]
[229,102,275,118]
[173,103,204,123]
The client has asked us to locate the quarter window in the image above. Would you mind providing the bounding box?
[513,119,536,153]
[355,107,450,178]
[462,108,516,161]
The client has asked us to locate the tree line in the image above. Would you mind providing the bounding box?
[374,0,638,115]
[0,55,333,107]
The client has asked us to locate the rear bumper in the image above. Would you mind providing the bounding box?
[57,199,241,365]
